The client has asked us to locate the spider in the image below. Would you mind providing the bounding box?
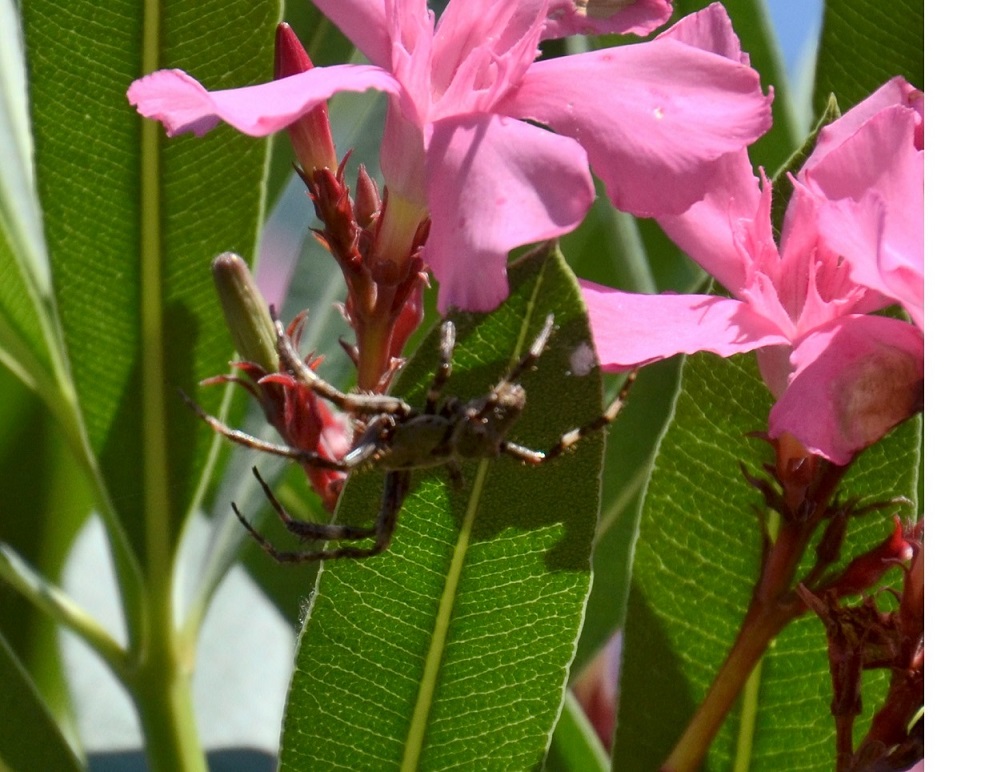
[193,313,637,561]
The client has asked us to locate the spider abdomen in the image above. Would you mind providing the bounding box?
[375,413,458,470]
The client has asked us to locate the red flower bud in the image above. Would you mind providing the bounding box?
[274,22,337,178]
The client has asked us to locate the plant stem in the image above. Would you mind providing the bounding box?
[129,577,206,772]
[130,661,205,772]
[662,525,811,771]
[661,601,794,772]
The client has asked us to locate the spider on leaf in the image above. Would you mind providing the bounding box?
[191,312,636,561]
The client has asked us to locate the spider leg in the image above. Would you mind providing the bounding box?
[465,314,555,420]
[362,470,411,556]
[250,466,375,541]
[181,390,349,471]
[501,313,555,386]
[271,310,411,417]
[501,368,639,465]
[233,469,412,562]
[446,461,464,490]
[425,321,456,414]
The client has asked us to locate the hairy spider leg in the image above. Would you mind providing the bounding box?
[501,368,639,465]
[272,309,412,417]
[502,313,555,386]
[424,320,456,413]
[232,468,411,562]
[181,390,349,472]
[458,313,555,424]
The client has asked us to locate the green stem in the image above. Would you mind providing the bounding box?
[128,1,204,767]
[662,603,793,772]
[662,525,810,771]
[0,544,128,677]
[130,593,205,772]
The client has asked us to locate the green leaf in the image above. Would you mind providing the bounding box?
[813,0,924,112]
[22,0,279,567]
[0,219,53,396]
[613,353,921,770]
[546,691,609,772]
[0,632,82,772]
[0,1,56,391]
[571,356,681,672]
[0,8,56,396]
[278,245,604,769]
[0,370,92,731]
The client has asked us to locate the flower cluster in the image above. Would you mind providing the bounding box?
[124,3,925,769]
[581,77,923,465]
[129,0,771,313]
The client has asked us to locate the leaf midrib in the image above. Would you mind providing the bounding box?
[138,0,173,608]
[400,456,491,771]
[399,269,546,769]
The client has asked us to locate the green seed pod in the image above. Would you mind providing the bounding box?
[211,252,280,372]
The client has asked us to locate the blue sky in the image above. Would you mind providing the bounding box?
[766,0,822,79]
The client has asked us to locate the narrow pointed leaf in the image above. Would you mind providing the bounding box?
[0,220,53,390]
[22,0,279,563]
[279,245,605,769]
[546,691,610,772]
[814,0,924,110]
[0,631,82,771]
[614,353,921,770]
[0,0,55,387]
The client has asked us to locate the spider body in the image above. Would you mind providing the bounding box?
[348,386,527,472]
[193,312,635,561]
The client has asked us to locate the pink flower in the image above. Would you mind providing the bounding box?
[128,0,771,312]
[804,79,924,329]
[581,78,923,464]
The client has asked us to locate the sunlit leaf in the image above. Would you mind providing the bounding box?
[614,353,921,770]
[278,245,605,769]
[0,631,82,771]
[22,0,279,564]
[814,0,924,111]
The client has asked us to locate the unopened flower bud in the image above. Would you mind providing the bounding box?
[389,266,427,361]
[826,516,914,597]
[274,22,337,178]
[354,164,381,229]
[211,252,280,372]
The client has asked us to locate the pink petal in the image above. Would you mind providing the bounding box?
[381,101,429,207]
[773,182,886,335]
[540,0,673,38]
[654,150,767,297]
[127,66,400,138]
[803,76,922,169]
[430,0,545,117]
[312,0,394,69]
[768,315,924,464]
[660,0,748,62]
[579,280,790,371]
[498,4,771,216]
[424,114,594,312]
[804,108,924,327]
